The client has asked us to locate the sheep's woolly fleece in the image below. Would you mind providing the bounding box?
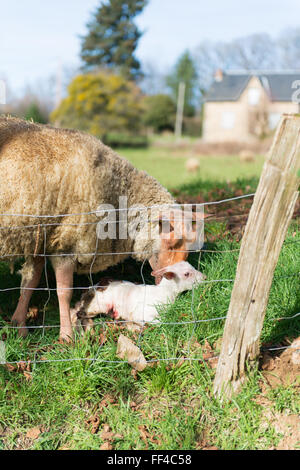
[0,116,175,276]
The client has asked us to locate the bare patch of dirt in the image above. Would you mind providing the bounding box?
[260,346,300,390]
[272,413,300,450]
[193,139,272,156]
[154,138,271,156]
[258,407,300,450]
[257,345,300,449]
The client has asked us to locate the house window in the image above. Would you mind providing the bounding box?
[248,88,261,105]
[221,111,235,129]
[268,113,281,130]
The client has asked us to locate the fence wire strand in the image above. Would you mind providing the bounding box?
[0,194,299,367]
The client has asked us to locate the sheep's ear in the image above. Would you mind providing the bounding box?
[158,215,174,234]
[190,211,209,232]
[162,230,182,248]
[192,210,212,223]
[151,268,164,277]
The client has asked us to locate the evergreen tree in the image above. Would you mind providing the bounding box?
[24,102,47,124]
[81,0,148,81]
[166,50,199,117]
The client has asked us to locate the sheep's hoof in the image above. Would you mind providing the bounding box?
[58,336,73,344]
[11,320,29,338]
[59,329,74,343]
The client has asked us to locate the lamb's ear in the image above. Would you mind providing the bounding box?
[151,268,176,280]
[162,271,176,280]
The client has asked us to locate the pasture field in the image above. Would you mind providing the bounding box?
[119,146,265,188]
[0,158,299,450]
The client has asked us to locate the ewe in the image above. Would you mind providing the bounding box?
[0,117,203,341]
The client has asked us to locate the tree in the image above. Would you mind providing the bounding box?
[7,87,51,123]
[278,27,300,69]
[166,51,199,117]
[140,61,169,96]
[229,33,277,70]
[24,102,48,124]
[143,94,176,132]
[50,70,144,138]
[194,33,278,96]
[80,0,148,81]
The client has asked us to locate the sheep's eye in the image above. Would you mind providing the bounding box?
[184,272,190,277]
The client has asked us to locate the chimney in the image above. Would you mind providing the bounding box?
[214,69,223,82]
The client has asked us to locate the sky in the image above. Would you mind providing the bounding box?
[1,0,300,96]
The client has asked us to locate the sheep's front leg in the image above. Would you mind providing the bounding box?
[54,260,74,342]
[11,257,44,337]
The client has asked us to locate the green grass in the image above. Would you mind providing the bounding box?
[119,146,265,188]
[0,166,299,450]
[0,221,299,450]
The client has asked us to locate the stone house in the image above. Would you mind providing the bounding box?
[202,70,300,142]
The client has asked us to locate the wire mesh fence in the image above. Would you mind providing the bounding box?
[0,192,299,368]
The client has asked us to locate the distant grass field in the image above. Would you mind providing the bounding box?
[119,146,265,188]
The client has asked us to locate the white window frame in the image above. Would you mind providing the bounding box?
[221,111,236,129]
[248,87,261,106]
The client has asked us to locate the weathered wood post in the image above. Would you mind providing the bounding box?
[213,114,300,399]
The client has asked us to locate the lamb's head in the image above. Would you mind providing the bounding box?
[148,207,205,284]
[151,261,206,292]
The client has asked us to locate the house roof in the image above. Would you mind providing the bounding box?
[205,72,300,102]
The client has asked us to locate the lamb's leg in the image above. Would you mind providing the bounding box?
[82,317,94,332]
[11,257,44,337]
[53,260,74,342]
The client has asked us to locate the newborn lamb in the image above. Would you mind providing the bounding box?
[71,261,205,330]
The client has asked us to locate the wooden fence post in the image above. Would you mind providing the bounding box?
[213,114,300,399]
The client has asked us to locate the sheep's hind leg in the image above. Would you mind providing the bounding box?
[11,257,44,337]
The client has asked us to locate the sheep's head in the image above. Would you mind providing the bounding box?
[149,207,205,284]
[151,261,206,291]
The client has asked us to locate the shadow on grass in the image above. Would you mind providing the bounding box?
[171,176,259,199]
[263,283,300,345]
[0,256,154,320]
